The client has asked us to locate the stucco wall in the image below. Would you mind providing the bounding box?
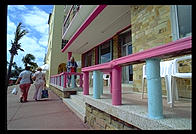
[46,5,81,88]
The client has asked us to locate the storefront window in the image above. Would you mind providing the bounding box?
[119,30,133,83]
[84,51,92,67]
[99,40,112,64]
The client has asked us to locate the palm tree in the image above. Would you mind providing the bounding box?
[22,53,38,71]
[7,22,28,82]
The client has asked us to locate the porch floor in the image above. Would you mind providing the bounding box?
[82,86,191,129]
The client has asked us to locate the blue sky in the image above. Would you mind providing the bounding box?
[7,5,54,69]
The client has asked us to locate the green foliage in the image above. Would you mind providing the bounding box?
[22,53,38,71]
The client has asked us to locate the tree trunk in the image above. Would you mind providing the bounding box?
[7,54,14,81]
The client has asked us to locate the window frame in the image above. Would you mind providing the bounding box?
[98,39,113,64]
[171,5,192,41]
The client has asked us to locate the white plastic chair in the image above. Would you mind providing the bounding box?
[170,55,192,107]
[142,55,192,108]
[141,60,174,105]
[103,74,110,87]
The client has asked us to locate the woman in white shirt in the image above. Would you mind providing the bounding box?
[32,67,46,101]
[15,66,32,103]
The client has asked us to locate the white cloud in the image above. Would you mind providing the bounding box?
[8,5,27,11]
[7,16,16,34]
[38,34,48,47]
[7,5,51,69]
[22,6,49,34]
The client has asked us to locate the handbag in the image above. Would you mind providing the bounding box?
[41,89,48,98]
[11,87,18,95]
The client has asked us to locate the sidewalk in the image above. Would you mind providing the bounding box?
[7,84,90,130]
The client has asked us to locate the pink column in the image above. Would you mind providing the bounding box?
[63,73,67,88]
[83,72,89,95]
[110,72,112,94]
[68,52,72,61]
[112,66,122,105]
[79,74,83,88]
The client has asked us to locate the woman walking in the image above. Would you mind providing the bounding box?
[15,66,32,103]
[32,67,46,101]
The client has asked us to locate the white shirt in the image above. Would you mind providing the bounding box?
[33,71,45,83]
[19,70,32,84]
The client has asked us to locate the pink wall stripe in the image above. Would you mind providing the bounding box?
[62,5,107,53]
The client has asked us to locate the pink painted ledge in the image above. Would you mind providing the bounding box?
[82,36,192,72]
[62,5,107,53]
[51,72,83,77]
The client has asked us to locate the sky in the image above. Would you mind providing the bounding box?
[7,5,54,69]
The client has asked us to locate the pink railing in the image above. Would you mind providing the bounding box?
[82,36,192,72]
[82,36,192,106]
[50,72,83,88]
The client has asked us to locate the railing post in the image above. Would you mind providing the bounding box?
[93,71,101,99]
[63,73,67,88]
[83,72,89,95]
[112,65,122,105]
[71,73,76,88]
[79,74,83,88]
[146,58,164,119]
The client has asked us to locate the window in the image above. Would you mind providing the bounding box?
[99,40,112,64]
[171,5,192,40]
[119,30,133,82]
[61,40,68,49]
[84,51,92,67]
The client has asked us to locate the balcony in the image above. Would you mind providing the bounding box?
[62,5,97,42]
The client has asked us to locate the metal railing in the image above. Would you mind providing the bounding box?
[63,5,80,36]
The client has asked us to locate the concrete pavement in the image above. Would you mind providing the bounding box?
[7,84,90,130]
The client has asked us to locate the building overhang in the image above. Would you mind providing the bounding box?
[62,5,131,54]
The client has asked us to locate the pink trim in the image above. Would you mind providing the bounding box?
[50,72,83,88]
[82,24,132,55]
[82,36,192,72]
[62,5,107,53]
[68,52,72,61]
[82,62,111,72]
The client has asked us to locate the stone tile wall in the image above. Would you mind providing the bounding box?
[85,103,140,130]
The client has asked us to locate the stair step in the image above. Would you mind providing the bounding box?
[63,98,86,122]
[70,93,86,106]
